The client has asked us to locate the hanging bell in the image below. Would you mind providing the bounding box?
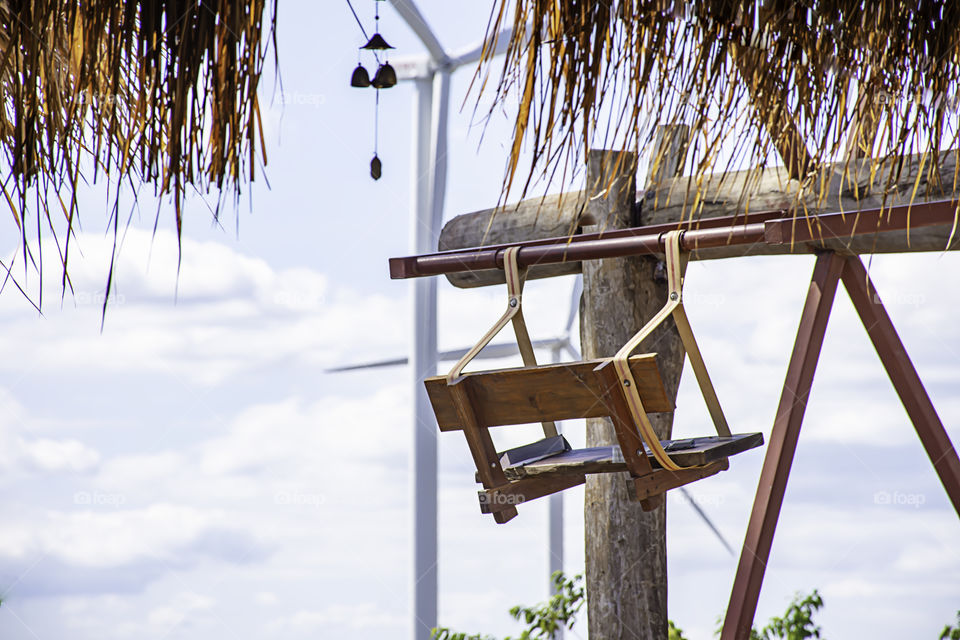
[371,62,397,89]
[350,64,371,88]
[361,33,394,50]
[370,154,382,180]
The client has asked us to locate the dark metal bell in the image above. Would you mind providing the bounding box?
[371,63,397,89]
[361,33,394,50]
[350,64,371,88]
[370,154,382,180]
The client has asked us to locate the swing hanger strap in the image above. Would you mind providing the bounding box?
[447,246,558,438]
[612,231,730,472]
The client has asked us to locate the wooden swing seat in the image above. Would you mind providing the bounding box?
[502,434,765,480]
[425,350,763,522]
[430,235,764,523]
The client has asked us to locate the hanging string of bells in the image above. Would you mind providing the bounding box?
[349,0,396,181]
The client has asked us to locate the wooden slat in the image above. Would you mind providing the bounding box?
[633,460,729,505]
[478,474,586,515]
[426,354,672,431]
[593,359,656,478]
[503,434,764,480]
[447,379,518,524]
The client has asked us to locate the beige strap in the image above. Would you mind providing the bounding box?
[448,247,558,438]
[612,231,730,472]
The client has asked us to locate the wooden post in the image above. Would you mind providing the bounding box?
[580,140,686,639]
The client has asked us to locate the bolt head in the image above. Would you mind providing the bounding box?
[623,379,631,387]
[669,292,679,301]
[509,298,518,307]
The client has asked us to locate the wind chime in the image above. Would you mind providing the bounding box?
[349,0,396,181]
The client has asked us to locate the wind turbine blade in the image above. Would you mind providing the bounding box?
[328,337,570,373]
[565,275,583,333]
[386,0,447,64]
[563,342,581,361]
[325,357,409,372]
[448,25,514,68]
[680,487,735,556]
[531,337,567,351]
[439,342,520,361]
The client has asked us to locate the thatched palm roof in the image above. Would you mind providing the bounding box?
[482,1,960,208]
[0,0,275,305]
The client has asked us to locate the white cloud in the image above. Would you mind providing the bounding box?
[0,228,405,385]
[146,591,216,628]
[0,505,264,570]
[268,603,404,632]
[0,388,102,476]
[18,437,101,473]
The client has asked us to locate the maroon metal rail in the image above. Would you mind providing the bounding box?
[389,199,959,279]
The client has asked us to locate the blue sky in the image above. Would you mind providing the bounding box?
[0,2,958,639]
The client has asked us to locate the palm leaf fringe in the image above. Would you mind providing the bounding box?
[0,0,276,306]
[480,0,960,227]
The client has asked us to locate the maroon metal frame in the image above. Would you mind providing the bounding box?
[720,253,960,639]
[720,252,845,639]
[389,200,959,280]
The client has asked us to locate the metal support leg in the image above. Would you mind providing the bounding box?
[721,252,845,639]
[841,256,960,517]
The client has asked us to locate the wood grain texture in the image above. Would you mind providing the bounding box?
[426,355,672,432]
[502,434,764,480]
[439,191,588,287]
[440,150,960,288]
[633,460,729,504]
[593,359,657,478]
[580,147,683,640]
[447,380,518,523]
[478,474,587,514]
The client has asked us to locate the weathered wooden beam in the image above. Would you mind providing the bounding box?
[438,191,589,287]
[393,200,959,281]
[439,150,960,288]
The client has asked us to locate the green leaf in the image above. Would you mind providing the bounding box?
[669,619,689,640]
[435,572,586,640]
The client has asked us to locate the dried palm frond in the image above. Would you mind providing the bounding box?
[480,0,960,226]
[0,0,277,307]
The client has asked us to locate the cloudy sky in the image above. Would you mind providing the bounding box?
[0,3,958,639]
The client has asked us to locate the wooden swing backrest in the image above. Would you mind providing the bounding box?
[424,354,673,432]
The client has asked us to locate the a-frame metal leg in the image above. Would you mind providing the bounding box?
[721,252,845,640]
[841,256,960,517]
